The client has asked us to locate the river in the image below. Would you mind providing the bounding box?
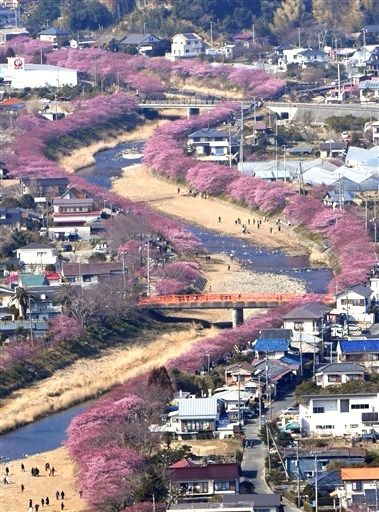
[1,140,332,461]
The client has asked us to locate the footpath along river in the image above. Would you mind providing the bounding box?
[1,141,333,462]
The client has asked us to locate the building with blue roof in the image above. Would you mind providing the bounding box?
[337,339,379,373]
[254,338,289,359]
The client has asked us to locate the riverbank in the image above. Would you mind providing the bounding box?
[113,163,327,262]
[1,447,86,512]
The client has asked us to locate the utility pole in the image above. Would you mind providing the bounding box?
[299,328,303,377]
[240,102,244,165]
[275,121,278,180]
[237,364,241,424]
[314,455,319,512]
[252,24,255,46]
[298,27,301,48]
[258,374,262,429]
[146,241,151,297]
[28,294,33,342]
[296,440,301,507]
[282,145,287,182]
[228,125,232,168]
[210,21,213,48]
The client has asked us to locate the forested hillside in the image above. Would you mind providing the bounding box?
[25,0,379,42]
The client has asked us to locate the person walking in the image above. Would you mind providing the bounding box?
[29,499,33,508]
[61,491,65,500]
[45,463,50,472]
[5,467,9,476]
[51,467,55,476]
[56,491,60,500]
[177,187,180,195]
[35,505,39,512]
[21,484,25,492]
[21,463,25,472]
[79,490,83,498]
[45,497,49,506]
[41,498,45,507]
[218,216,221,223]
[60,503,64,511]
[3,476,8,484]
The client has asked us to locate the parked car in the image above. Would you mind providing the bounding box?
[281,407,299,416]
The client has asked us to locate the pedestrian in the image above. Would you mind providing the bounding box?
[177,187,180,195]
[46,497,49,506]
[3,476,8,484]
[79,490,83,498]
[29,499,33,508]
[248,219,250,225]
[21,463,25,472]
[278,225,281,231]
[270,227,273,234]
[257,223,260,229]
[61,503,64,511]
[51,467,55,476]
[56,491,60,500]
[35,505,39,512]
[235,219,238,225]
[227,265,231,271]
[36,468,40,477]
[61,491,65,500]
[253,218,256,224]
[45,463,50,472]
[218,216,221,223]
[208,285,212,292]
[5,467,9,476]
[41,498,45,507]
[21,483,25,492]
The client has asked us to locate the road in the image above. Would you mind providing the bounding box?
[241,388,299,510]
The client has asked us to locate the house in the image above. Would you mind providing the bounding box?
[224,361,255,386]
[188,128,239,162]
[38,27,69,47]
[0,27,28,44]
[21,177,69,199]
[119,33,161,54]
[282,47,305,64]
[337,340,379,373]
[171,33,205,59]
[0,319,48,340]
[283,447,365,479]
[315,362,365,387]
[319,141,348,159]
[61,262,123,286]
[170,494,282,512]
[27,285,61,320]
[296,48,328,65]
[0,7,16,27]
[250,358,299,398]
[370,274,379,303]
[51,193,101,240]
[0,285,14,319]
[299,392,379,436]
[253,338,289,359]
[337,467,379,510]
[213,389,252,412]
[15,243,57,273]
[0,208,41,230]
[370,120,379,144]
[167,458,239,499]
[345,146,379,171]
[283,303,330,337]
[323,190,354,209]
[335,285,374,323]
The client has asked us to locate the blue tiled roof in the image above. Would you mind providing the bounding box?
[339,339,379,353]
[254,338,289,352]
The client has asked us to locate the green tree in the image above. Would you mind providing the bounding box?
[27,0,61,31]
[9,287,34,319]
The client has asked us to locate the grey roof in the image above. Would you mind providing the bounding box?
[336,285,373,298]
[178,397,219,419]
[224,361,255,373]
[284,447,365,459]
[53,198,94,206]
[299,48,327,57]
[316,362,365,374]
[39,27,69,36]
[319,142,348,151]
[119,33,159,45]
[324,190,354,202]
[17,242,55,250]
[303,393,378,400]
[223,494,281,507]
[283,303,330,320]
[181,33,201,40]
[189,129,231,139]
[308,470,343,490]
[259,328,293,340]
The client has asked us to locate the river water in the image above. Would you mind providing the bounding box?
[1,140,333,462]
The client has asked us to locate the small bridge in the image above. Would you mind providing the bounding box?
[138,293,333,328]
[138,99,255,117]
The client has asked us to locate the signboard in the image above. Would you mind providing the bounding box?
[8,57,25,71]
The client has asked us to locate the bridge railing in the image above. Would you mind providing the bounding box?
[138,292,335,306]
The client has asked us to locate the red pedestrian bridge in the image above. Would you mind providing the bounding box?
[138,293,333,327]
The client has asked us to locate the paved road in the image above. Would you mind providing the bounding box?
[241,389,299,509]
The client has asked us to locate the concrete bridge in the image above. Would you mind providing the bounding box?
[138,99,254,117]
[267,101,379,123]
[138,292,333,328]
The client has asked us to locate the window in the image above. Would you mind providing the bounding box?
[350,424,359,428]
[328,375,342,383]
[294,322,304,331]
[214,481,236,491]
[351,404,369,409]
[313,407,325,414]
[362,412,378,422]
[352,481,362,491]
[346,374,361,381]
[340,399,350,413]
[82,275,92,283]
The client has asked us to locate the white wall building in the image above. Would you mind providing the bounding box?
[171,33,204,58]
[335,285,374,323]
[0,58,77,89]
[16,242,57,272]
[299,392,379,436]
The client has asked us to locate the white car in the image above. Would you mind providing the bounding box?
[281,407,299,416]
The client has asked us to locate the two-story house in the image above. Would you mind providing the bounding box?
[283,303,330,337]
[61,262,123,286]
[315,362,365,387]
[253,337,289,359]
[337,339,379,373]
[15,243,57,273]
[171,33,205,58]
[168,458,239,500]
[224,362,256,386]
[39,27,69,47]
[21,177,69,199]
[284,447,365,480]
[119,33,161,54]
[335,285,374,323]
[299,392,379,437]
[337,467,379,510]
[187,129,239,162]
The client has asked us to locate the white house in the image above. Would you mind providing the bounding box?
[282,303,330,337]
[171,33,204,59]
[16,242,57,273]
[315,362,365,387]
[370,275,379,302]
[299,392,379,436]
[39,27,69,46]
[187,128,239,162]
[296,48,328,65]
[282,47,305,64]
[337,467,379,510]
[335,285,374,323]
